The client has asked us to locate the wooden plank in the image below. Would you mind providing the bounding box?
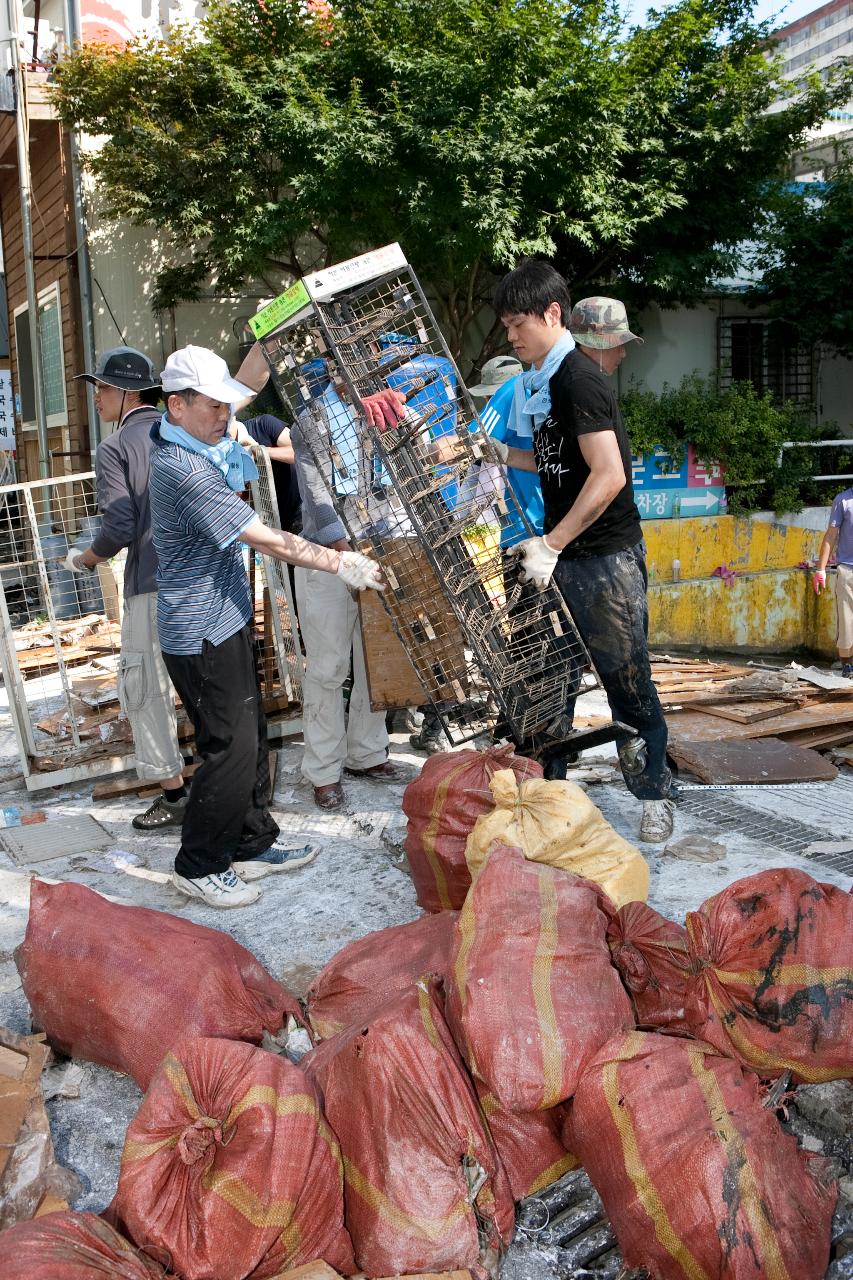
[782,724,853,750]
[668,736,838,784]
[359,588,429,711]
[666,700,853,744]
[699,699,791,724]
[92,760,200,802]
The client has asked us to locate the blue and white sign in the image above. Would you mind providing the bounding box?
[636,487,727,520]
[631,447,688,490]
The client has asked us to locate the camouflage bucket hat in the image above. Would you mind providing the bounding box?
[570,297,643,349]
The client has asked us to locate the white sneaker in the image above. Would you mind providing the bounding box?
[171,867,260,909]
[640,798,676,843]
[233,843,320,882]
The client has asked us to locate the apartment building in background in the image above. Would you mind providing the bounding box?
[769,0,853,175]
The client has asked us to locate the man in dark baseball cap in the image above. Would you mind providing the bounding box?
[66,347,189,832]
[74,345,160,391]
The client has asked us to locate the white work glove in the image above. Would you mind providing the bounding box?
[472,428,509,466]
[62,550,87,574]
[337,550,384,593]
[813,569,827,595]
[508,535,560,590]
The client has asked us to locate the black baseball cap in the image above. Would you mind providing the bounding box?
[74,346,160,391]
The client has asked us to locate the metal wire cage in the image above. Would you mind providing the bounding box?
[0,472,133,789]
[246,444,304,704]
[256,244,596,746]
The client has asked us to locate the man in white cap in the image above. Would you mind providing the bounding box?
[150,345,384,908]
[491,263,675,843]
[63,347,189,832]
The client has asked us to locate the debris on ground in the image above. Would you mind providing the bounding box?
[0,1027,81,1230]
[661,833,727,862]
[0,727,850,1279]
[653,654,853,774]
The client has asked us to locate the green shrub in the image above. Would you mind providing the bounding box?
[621,373,831,515]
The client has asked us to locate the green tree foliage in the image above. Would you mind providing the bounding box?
[621,373,832,514]
[748,164,853,360]
[52,0,849,364]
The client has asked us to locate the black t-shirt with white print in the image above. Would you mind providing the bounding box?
[533,348,641,559]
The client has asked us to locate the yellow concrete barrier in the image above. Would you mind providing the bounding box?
[642,515,836,657]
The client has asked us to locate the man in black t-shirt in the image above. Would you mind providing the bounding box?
[491,263,675,843]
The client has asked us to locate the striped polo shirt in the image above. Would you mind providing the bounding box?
[149,423,255,655]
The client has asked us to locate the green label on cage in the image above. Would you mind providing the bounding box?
[248,280,311,339]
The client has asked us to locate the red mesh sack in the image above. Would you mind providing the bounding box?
[402,746,542,912]
[446,844,633,1111]
[606,901,691,1032]
[107,1036,354,1280]
[307,910,458,1040]
[476,1086,578,1201]
[0,1212,166,1279]
[16,880,303,1088]
[684,868,853,1082]
[303,977,514,1277]
[566,1030,837,1280]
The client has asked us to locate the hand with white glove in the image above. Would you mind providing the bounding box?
[62,550,88,574]
[471,429,509,466]
[508,535,560,589]
[813,568,827,595]
[337,549,384,593]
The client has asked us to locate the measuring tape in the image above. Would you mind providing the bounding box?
[679,782,829,792]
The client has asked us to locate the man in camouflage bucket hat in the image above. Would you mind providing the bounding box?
[570,296,643,350]
[492,263,675,843]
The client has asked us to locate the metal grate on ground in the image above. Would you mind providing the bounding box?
[679,788,853,876]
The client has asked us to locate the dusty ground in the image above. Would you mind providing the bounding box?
[0,678,851,1272]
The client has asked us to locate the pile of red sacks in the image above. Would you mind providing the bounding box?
[1,745,850,1280]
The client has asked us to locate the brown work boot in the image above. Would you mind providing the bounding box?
[313,781,345,811]
[343,761,408,782]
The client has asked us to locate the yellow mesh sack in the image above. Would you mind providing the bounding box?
[465,769,649,908]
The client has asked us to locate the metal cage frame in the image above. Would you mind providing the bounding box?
[255,244,602,749]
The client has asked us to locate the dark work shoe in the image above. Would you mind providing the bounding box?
[408,729,447,755]
[132,793,188,832]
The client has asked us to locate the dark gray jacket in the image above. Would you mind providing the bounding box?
[91,406,161,597]
[290,420,348,547]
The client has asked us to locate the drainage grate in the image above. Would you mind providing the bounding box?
[678,792,853,877]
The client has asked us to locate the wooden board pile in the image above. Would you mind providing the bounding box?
[653,655,853,783]
[11,615,122,677]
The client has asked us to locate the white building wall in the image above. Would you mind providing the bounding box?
[617,301,720,396]
[85,191,267,377]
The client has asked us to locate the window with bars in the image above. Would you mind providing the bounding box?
[717,317,814,406]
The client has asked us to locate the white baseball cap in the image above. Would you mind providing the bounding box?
[160,344,253,404]
[468,355,523,397]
